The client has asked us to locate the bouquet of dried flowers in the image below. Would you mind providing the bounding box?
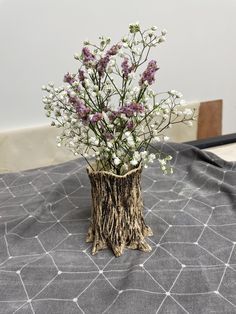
[42,22,195,175]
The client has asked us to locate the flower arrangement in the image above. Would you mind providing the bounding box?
[42,22,195,175]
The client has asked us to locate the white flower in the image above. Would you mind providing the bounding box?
[120,113,128,120]
[154,136,161,142]
[128,72,136,80]
[74,53,80,60]
[140,151,148,158]
[93,85,99,92]
[169,90,177,96]
[127,136,135,147]
[148,153,156,162]
[169,90,182,98]
[124,131,131,137]
[89,137,99,146]
[114,157,121,165]
[161,29,167,36]
[183,108,193,116]
[69,91,76,98]
[176,92,183,98]
[87,68,93,75]
[159,159,166,166]
[158,36,166,43]
[133,151,141,161]
[147,30,155,37]
[83,39,90,45]
[130,159,138,166]
[84,79,90,88]
[163,136,169,141]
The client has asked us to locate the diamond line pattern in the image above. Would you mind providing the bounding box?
[0,143,236,313]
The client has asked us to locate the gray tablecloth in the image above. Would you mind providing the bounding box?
[0,142,236,314]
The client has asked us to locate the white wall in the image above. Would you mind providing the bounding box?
[0,0,235,133]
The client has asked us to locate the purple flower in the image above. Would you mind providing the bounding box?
[90,112,103,123]
[73,85,81,93]
[108,110,119,122]
[82,47,95,64]
[70,98,90,121]
[96,55,110,77]
[126,120,134,130]
[139,60,159,86]
[119,102,144,117]
[104,132,114,140]
[78,69,85,82]
[67,91,77,104]
[96,43,121,77]
[121,58,135,79]
[106,43,122,56]
[63,72,76,84]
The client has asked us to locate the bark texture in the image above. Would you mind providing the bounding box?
[86,164,153,257]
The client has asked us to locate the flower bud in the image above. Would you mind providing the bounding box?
[74,53,80,60]
[159,36,166,43]
[161,29,167,36]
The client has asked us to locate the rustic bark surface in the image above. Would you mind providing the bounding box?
[86,164,153,257]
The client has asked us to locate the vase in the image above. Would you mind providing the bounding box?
[86,163,153,257]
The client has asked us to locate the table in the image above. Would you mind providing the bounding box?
[0,141,236,313]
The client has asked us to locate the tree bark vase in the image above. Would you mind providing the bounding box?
[86,163,153,257]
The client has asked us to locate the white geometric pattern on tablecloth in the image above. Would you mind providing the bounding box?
[0,143,236,313]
